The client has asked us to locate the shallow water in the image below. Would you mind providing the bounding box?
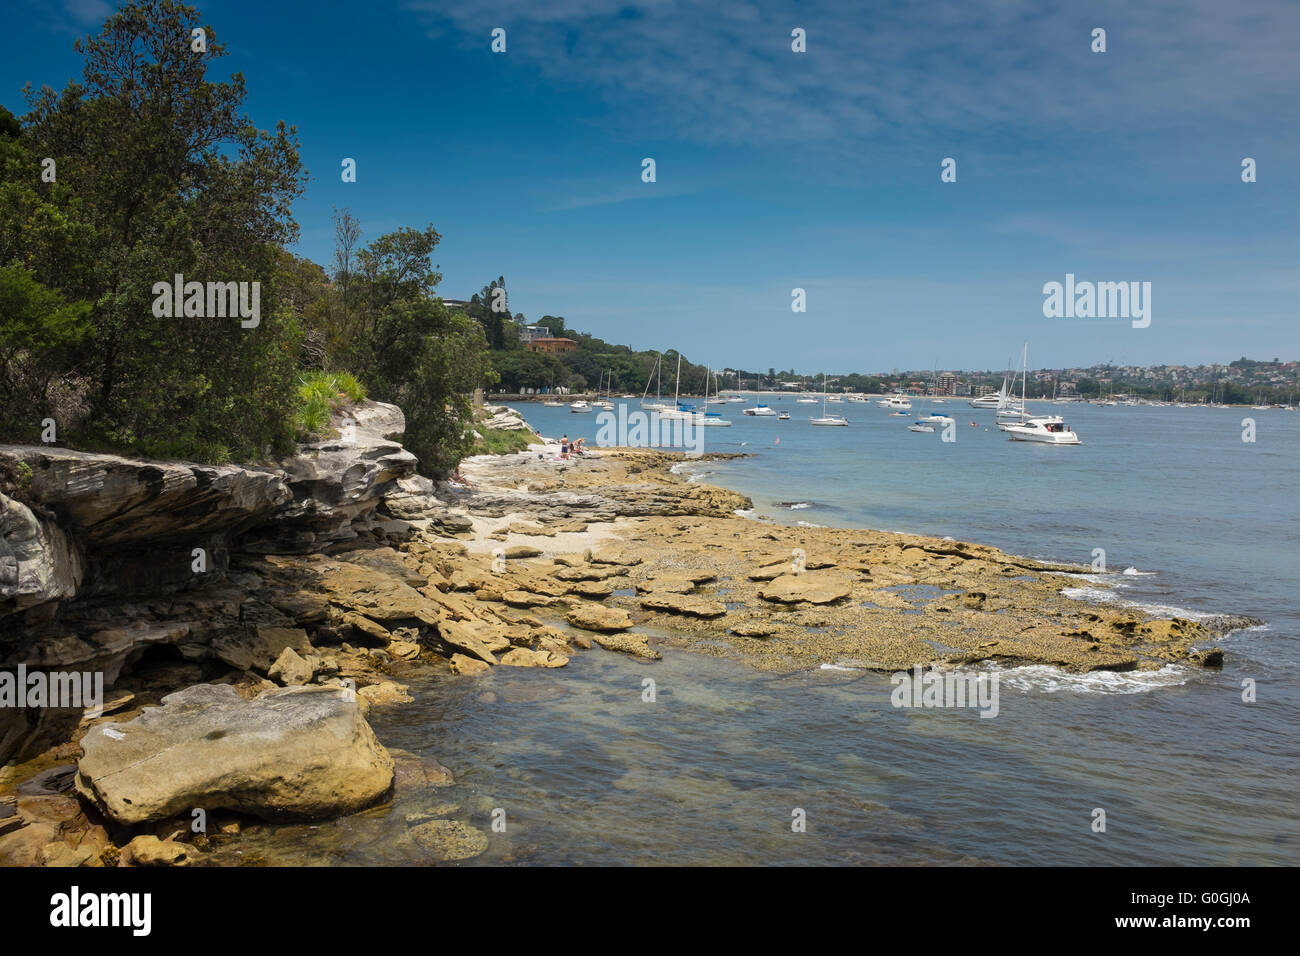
[224,400,1298,865]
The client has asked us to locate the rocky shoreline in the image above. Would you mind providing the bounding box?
[0,404,1260,866]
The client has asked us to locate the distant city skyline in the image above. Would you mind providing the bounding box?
[5,0,1298,370]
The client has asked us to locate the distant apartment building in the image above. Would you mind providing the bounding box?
[936,373,957,395]
[527,337,577,354]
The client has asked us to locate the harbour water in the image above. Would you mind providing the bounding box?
[218,399,1298,865]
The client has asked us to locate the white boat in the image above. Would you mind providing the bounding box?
[569,400,591,413]
[657,354,698,420]
[744,404,777,416]
[878,393,912,411]
[592,370,614,410]
[907,423,935,433]
[1003,343,1080,444]
[777,411,790,420]
[917,413,954,424]
[542,400,565,407]
[695,366,732,426]
[968,393,1001,409]
[1003,416,1081,444]
[796,396,819,404]
[809,374,848,425]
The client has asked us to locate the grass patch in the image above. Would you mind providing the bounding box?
[294,370,367,439]
[468,425,539,457]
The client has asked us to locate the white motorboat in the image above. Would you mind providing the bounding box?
[907,423,935,433]
[542,400,565,407]
[878,393,912,411]
[968,393,1001,409]
[917,413,954,425]
[744,404,777,416]
[569,400,591,413]
[796,396,819,404]
[1003,416,1081,444]
[777,411,790,420]
[1002,343,1080,444]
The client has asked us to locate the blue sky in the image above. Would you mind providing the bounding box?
[4,0,1298,372]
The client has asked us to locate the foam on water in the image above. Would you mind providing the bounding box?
[992,662,1191,694]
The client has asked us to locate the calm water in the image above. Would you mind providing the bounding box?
[234,399,1299,865]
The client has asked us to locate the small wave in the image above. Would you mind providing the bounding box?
[819,663,861,672]
[992,663,1191,695]
[795,520,826,528]
[734,508,757,519]
[777,501,813,510]
[1122,567,1158,576]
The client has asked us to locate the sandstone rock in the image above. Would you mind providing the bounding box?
[0,822,57,866]
[126,835,191,867]
[76,684,394,824]
[409,820,489,862]
[358,680,414,706]
[41,840,97,867]
[504,545,543,558]
[387,640,421,661]
[498,647,548,667]
[437,620,502,664]
[758,572,853,605]
[501,590,555,608]
[567,604,633,632]
[730,621,777,637]
[241,401,417,552]
[639,593,727,618]
[449,654,491,676]
[213,626,313,672]
[569,580,615,598]
[592,633,661,660]
[0,491,83,615]
[0,445,291,551]
[268,646,315,685]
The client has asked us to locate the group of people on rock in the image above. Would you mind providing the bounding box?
[559,434,586,459]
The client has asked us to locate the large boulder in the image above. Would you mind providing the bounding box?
[75,684,394,824]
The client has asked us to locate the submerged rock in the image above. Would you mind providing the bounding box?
[409,820,489,862]
[592,633,661,660]
[75,684,394,824]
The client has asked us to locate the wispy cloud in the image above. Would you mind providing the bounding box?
[402,0,1300,158]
